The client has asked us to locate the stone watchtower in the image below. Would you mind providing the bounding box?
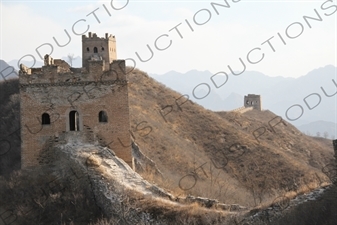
[19,32,132,168]
[244,94,262,111]
[82,32,117,71]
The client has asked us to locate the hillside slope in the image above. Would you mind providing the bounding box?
[0,140,247,225]
[0,67,335,209]
[127,68,334,206]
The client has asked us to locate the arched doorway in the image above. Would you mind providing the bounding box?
[69,111,80,131]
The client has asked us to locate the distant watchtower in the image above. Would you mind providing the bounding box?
[244,94,262,111]
[82,32,117,71]
[19,32,132,169]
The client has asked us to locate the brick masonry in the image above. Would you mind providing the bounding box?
[19,32,132,168]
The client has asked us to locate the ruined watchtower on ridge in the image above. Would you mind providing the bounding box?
[244,94,262,111]
[19,32,132,168]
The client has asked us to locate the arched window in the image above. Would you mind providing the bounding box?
[69,111,80,131]
[94,47,98,53]
[42,113,50,125]
[87,47,89,52]
[101,47,104,51]
[99,111,108,123]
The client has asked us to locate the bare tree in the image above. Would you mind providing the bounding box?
[316,131,321,137]
[332,135,335,140]
[67,53,75,67]
[323,131,329,139]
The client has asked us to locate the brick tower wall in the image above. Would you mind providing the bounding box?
[19,60,132,168]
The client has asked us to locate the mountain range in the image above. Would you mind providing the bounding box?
[150,66,337,138]
[1,58,336,137]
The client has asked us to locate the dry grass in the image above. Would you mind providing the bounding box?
[127,68,334,207]
[0,79,20,176]
[0,68,336,224]
[0,165,102,225]
[247,184,337,225]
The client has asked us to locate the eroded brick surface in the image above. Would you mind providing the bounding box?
[19,32,132,168]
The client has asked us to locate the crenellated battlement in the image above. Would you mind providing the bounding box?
[19,60,126,86]
[82,32,116,41]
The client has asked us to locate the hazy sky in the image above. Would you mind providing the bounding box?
[0,0,336,77]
